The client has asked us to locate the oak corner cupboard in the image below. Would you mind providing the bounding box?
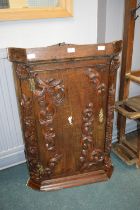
[8,41,122,191]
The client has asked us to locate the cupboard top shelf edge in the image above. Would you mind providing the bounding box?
[7,41,122,63]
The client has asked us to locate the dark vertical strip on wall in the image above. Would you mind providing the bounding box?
[97,0,107,43]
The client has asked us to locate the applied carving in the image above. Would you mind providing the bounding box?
[16,64,31,80]
[21,94,62,181]
[34,75,64,152]
[113,40,122,54]
[79,103,104,171]
[34,76,65,105]
[104,56,120,169]
[21,94,44,182]
[85,68,106,95]
[110,55,120,73]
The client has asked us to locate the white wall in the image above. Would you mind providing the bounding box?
[106,0,140,97]
[105,0,124,101]
[0,0,97,49]
[0,0,98,169]
[105,0,124,42]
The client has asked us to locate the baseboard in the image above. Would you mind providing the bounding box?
[0,121,137,170]
[0,145,26,170]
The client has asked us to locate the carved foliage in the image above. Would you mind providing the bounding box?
[85,68,106,95]
[16,64,31,80]
[79,103,104,171]
[34,76,65,105]
[21,95,43,182]
[85,67,106,124]
[34,76,64,151]
[21,93,62,181]
[104,56,120,169]
[110,56,120,72]
[16,61,64,179]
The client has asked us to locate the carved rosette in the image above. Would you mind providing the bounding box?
[79,103,104,171]
[104,55,120,170]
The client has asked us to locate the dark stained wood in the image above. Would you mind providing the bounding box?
[27,169,110,191]
[8,41,122,63]
[8,41,122,191]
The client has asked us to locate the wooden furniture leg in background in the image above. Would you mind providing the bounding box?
[113,0,140,168]
[117,0,136,144]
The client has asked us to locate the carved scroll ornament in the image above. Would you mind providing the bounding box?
[33,75,64,152]
[79,103,104,171]
[16,64,31,80]
[104,56,120,170]
[21,92,62,181]
[85,68,106,95]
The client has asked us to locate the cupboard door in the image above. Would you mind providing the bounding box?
[19,60,110,181]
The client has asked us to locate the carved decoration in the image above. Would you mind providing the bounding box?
[113,40,123,54]
[16,64,31,80]
[33,75,64,152]
[85,68,106,95]
[21,94,62,181]
[110,56,120,73]
[21,95,43,182]
[79,103,104,171]
[34,76,65,105]
[104,56,120,169]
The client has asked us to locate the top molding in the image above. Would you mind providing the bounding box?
[8,41,122,63]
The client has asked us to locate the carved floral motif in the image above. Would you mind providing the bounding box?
[79,103,104,171]
[16,64,31,80]
[85,68,106,95]
[34,75,64,152]
[21,93,62,181]
[21,95,43,182]
[104,55,120,170]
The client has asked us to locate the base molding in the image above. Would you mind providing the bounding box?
[27,167,113,192]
